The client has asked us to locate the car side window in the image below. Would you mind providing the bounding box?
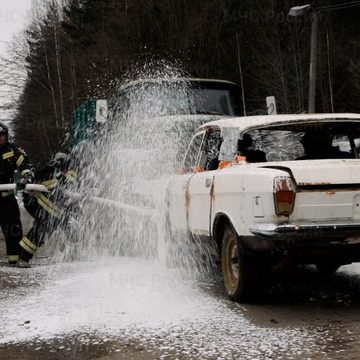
[183,132,205,172]
[203,131,222,170]
[219,128,239,161]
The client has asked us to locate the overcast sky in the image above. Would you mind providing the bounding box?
[0,0,32,54]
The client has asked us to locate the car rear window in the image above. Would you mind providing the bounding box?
[242,122,360,161]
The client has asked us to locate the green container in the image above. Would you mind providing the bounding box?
[71,99,97,146]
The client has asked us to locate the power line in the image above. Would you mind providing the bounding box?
[318,0,360,9]
[325,3,360,11]
[317,1,360,11]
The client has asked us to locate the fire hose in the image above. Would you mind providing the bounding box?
[0,184,48,193]
[0,184,155,217]
[63,191,155,217]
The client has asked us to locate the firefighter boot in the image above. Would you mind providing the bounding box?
[16,258,31,268]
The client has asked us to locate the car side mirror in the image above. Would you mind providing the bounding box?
[96,100,108,123]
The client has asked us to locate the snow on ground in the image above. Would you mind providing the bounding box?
[0,257,340,359]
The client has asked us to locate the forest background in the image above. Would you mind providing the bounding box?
[1,0,360,164]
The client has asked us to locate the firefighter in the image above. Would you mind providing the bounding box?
[19,152,79,267]
[0,122,34,266]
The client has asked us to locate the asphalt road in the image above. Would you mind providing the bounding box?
[1,231,360,360]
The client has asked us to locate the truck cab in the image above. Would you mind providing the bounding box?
[71,78,243,146]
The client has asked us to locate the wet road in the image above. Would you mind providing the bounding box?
[1,229,360,360]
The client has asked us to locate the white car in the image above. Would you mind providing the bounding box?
[166,113,360,302]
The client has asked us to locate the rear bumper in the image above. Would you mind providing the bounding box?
[248,222,360,255]
[241,222,360,263]
[249,222,360,245]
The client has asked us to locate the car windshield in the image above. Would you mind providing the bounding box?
[123,80,242,117]
[223,121,360,162]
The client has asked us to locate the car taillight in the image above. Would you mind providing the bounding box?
[274,177,296,216]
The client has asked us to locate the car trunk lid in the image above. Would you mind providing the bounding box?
[257,160,360,221]
[258,159,360,187]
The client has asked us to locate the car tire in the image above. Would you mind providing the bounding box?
[315,262,341,275]
[221,224,263,302]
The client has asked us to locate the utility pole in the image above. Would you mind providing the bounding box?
[290,1,360,113]
[308,9,318,113]
[288,4,318,113]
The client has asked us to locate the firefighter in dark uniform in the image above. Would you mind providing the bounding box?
[0,122,34,265]
[19,152,79,266]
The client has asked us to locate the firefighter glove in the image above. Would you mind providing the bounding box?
[18,176,33,190]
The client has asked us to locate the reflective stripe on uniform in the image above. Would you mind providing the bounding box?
[16,154,24,166]
[36,193,63,218]
[7,255,19,262]
[19,237,38,255]
[37,194,62,213]
[2,151,14,159]
[21,169,31,176]
[65,170,78,183]
[41,179,58,190]
[36,197,62,218]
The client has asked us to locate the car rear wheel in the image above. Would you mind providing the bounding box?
[221,224,263,302]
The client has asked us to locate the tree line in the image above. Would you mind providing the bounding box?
[5,0,360,164]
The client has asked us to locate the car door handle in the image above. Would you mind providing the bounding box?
[205,178,212,188]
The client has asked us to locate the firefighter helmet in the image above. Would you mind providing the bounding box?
[52,152,68,163]
[49,152,69,171]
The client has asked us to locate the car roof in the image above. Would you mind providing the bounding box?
[119,77,239,90]
[198,113,360,133]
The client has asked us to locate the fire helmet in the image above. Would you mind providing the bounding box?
[49,152,69,170]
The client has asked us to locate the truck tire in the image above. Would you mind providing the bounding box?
[221,224,263,302]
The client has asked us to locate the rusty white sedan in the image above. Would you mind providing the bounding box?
[166,113,360,302]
